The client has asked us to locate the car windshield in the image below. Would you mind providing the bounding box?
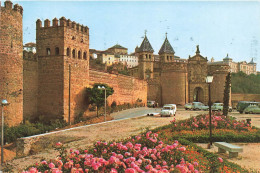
[163,107,171,110]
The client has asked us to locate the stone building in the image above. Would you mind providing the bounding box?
[106,44,128,55]
[0,1,23,126]
[210,54,257,75]
[130,34,230,106]
[23,42,36,53]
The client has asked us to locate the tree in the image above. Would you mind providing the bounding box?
[86,83,114,117]
[223,72,231,116]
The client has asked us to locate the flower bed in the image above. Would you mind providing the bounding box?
[154,113,260,143]
[23,131,247,173]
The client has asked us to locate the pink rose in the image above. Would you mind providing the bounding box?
[49,162,55,169]
[218,157,223,163]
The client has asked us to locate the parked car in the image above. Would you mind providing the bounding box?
[147,100,156,108]
[184,103,193,110]
[244,105,260,114]
[160,104,177,117]
[192,102,208,111]
[237,101,260,114]
[212,103,232,112]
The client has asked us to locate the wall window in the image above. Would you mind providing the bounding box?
[149,55,151,59]
[46,48,51,55]
[67,48,70,57]
[83,52,87,60]
[72,49,76,58]
[78,51,81,59]
[55,47,59,55]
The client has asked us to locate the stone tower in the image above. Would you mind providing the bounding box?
[158,34,175,63]
[36,17,89,123]
[0,0,23,126]
[137,34,154,80]
[159,36,188,105]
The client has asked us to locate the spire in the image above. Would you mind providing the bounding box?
[196,45,200,55]
[249,58,255,64]
[138,33,154,53]
[223,53,232,60]
[158,34,175,55]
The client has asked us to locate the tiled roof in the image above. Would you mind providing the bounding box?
[24,42,36,47]
[158,37,175,54]
[138,36,154,53]
[109,44,127,50]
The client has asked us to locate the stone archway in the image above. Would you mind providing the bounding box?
[193,87,204,102]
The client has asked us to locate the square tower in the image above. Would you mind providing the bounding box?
[36,17,89,123]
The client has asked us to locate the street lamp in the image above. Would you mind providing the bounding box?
[206,76,213,147]
[1,99,9,166]
[98,86,107,122]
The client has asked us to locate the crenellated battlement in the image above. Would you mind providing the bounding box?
[0,1,23,15]
[36,17,89,33]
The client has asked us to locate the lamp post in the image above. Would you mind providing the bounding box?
[1,99,9,166]
[206,76,213,147]
[98,86,106,122]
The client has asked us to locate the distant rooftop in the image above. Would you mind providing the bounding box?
[24,42,36,47]
[108,44,127,50]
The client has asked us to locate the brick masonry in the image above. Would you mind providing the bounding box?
[0,1,23,126]
[89,70,147,106]
[22,16,147,123]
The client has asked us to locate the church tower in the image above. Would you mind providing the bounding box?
[137,32,154,79]
[158,33,175,63]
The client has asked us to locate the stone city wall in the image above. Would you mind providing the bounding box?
[89,70,147,106]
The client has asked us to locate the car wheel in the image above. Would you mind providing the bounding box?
[160,115,162,117]
[185,108,188,110]
[249,111,253,114]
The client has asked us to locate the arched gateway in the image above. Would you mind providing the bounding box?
[193,87,203,102]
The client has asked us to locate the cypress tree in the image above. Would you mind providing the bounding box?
[223,72,231,116]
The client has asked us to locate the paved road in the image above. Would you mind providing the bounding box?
[111,107,161,120]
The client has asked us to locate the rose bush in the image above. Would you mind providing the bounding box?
[23,131,246,173]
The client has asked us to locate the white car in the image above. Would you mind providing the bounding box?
[160,104,177,117]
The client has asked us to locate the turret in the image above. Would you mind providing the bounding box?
[158,33,175,63]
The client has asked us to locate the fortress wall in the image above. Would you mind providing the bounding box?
[0,1,23,126]
[208,64,230,104]
[231,93,260,107]
[160,62,188,106]
[89,70,147,106]
[161,71,188,106]
[23,56,38,121]
[63,59,89,123]
[37,56,65,117]
[147,79,161,105]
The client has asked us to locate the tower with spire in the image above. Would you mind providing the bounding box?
[137,31,154,79]
[158,33,175,63]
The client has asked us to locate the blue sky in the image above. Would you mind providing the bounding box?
[9,1,260,71]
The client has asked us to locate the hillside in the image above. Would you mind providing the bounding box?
[231,72,260,94]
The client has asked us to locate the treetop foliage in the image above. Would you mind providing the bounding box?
[231,71,260,94]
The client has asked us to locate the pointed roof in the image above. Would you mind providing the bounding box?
[249,58,256,64]
[158,36,175,55]
[138,35,154,53]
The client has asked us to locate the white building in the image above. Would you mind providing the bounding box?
[119,54,138,68]
[23,42,36,53]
